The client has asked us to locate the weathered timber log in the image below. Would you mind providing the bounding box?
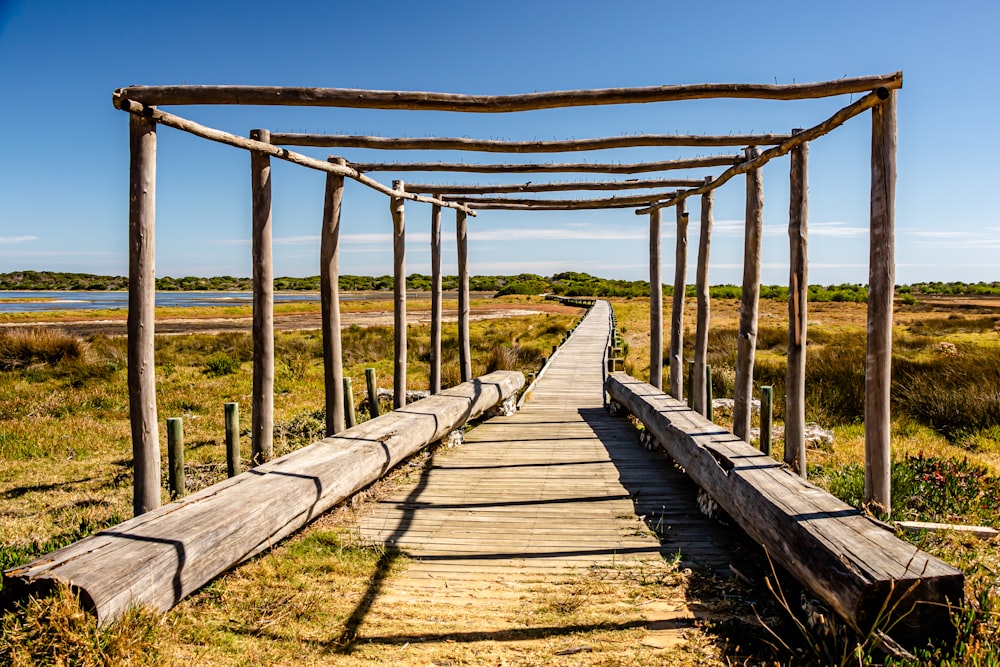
[406,177,704,194]
[445,192,675,207]
[692,178,714,416]
[786,135,809,475]
[649,208,663,389]
[115,74,902,110]
[430,200,443,394]
[462,200,670,211]
[270,132,790,151]
[321,157,346,435]
[635,88,890,215]
[127,113,160,516]
[605,373,962,646]
[350,155,739,174]
[112,99,474,215]
[669,203,688,400]
[250,129,274,464]
[391,181,407,410]
[457,209,472,383]
[866,89,897,513]
[5,371,525,625]
[734,150,763,441]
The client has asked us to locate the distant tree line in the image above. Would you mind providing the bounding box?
[4,270,993,303]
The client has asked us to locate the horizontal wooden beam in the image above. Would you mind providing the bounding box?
[450,192,676,211]
[605,372,961,648]
[5,371,525,624]
[350,155,739,174]
[635,88,890,215]
[405,178,705,195]
[269,133,791,151]
[114,73,902,111]
[112,100,475,216]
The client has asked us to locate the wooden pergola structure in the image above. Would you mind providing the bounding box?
[114,73,899,518]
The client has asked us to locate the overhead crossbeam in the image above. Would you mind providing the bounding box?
[111,97,476,216]
[115,73,902,111]
[447,192,675,211]
[635,88,890,215]
[350,155,739,174]
[405,178,704,195]
[271,133,790,151]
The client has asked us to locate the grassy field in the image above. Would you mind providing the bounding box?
[2,293,1000,665]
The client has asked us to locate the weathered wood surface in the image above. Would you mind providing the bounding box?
[4,372,525,625]
[734,151,763,441]
[127,113,160,516]
[866,89,897,514]
[112,99,474,215]
[692,178,713,416]
[669,203,688,400]
[405,177,704,194]
[391,181,407,409]
[359,302,732,607]
[456,209,471,382]
[648,209,663,389]
[350,155,739,174]
[636,88,891,215]
[448,192,675,209]
[429,202,443,394]
[269,132,790,150]
[605,373,963,645]
[115,74,902,109]
[250,129,274,464]
[786,137,809,474]
[321,156,346,435]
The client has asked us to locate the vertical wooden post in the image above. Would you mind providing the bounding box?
[866,89,896,515]
[693,177,714,416]
[167,417,185,499]
[390,180,407,409]
[786,133,809,476]
[430,198,443,394]
[705,364,714,423]
[127,112,160,516]
[669,202,689,399]
[648,208,663,389]
[760,386,773,456]
[250,129,274,465]
[457,208,472,383]
[224,402,240,478]
[686,360,695,408]
[321,156,347,435]
[365,368,380,418]
[734,147,763,442]
[343,377,357,428]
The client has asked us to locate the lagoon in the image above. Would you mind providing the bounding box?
[0,291,324,313]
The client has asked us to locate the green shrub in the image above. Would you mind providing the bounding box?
[203,353,241,377]
[0,329,85,370]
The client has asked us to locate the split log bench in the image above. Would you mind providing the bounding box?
[606,372,963,647]
[5,371,524,625]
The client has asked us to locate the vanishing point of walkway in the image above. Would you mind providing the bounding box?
[352,301,735,656]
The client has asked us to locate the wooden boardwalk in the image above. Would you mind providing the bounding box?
[351,301,735,654]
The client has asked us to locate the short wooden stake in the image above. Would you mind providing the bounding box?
[167,417,185,499]
[225,402,240,478]
[706,364,714,422]
[760,386,773,456]
[344,377,357,428]
[365,368,380,418]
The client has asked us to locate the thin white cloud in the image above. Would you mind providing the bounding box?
[908,230,972,239]
[0,235,38,243]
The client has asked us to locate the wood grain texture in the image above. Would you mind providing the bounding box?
[430,202,443,394]
[457,209,471,382]
[321,157,346,434]
[692,178,714,416]
[669,203,688,400]
[4,372,525,625]
[649,209,663,389]
[127,113,160,516]
[391,181,407,410]
[734,152,763,441]
[115,74,901,110]
[405,177,703,194]
[250,129,274,464]
[605,373,962,647]
[785,140,808,474]
[351,155,739,174]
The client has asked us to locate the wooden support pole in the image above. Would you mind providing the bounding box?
[686,361,695,408]
[760,386,773,456]
[669,203,689,400]
[391,181,407,409]
[692,177,714,416]
[321,157,346,435]
[127,112,160,516]
[648,208,663,389]
[250,129,274,465]
[166,418,185,499]
[786,134,809,476]
[365,368,380,418]
[343,377,357,428]
[224,402,240,478]
[457,208,472,383]
[866,91,897,515]
[430,200,443,394]
[706,364,714,422]
[734,148,763,441]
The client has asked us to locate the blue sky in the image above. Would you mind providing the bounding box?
[0,0,997,285]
